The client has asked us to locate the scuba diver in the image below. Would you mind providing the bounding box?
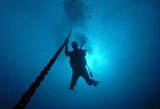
[64,38,99,91]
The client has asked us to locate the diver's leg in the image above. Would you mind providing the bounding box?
[81,67,93,86]
[81,67,99,86]
[69,73,80,90]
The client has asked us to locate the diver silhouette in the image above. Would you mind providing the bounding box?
[65,38,99,91]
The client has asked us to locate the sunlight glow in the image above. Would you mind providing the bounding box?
[86,44,108,74]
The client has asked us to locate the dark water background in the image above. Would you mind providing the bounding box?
[1,0,160,109]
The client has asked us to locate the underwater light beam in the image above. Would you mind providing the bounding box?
[86,43,108,76]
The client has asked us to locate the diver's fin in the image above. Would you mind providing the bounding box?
[93,81,100,87]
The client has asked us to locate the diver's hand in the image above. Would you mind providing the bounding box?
[65,38,69,45]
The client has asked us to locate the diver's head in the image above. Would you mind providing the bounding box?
[71,41,78,50]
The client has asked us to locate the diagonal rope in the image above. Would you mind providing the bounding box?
[13,28,72,109]
[13,41,65,109]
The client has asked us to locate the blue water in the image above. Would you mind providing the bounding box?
[1,0,160,109]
